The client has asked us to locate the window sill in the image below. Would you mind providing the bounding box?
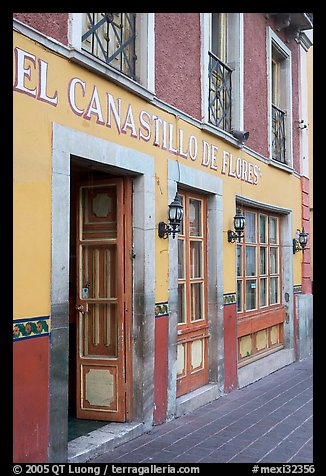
[269,158,294,173]
[68,49,155,103]
[201,122,243,149]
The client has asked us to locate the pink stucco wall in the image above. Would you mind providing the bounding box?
[155,13,201,120]
[243,14,269,158]
[244,13,301,170]
[13,13,69,45]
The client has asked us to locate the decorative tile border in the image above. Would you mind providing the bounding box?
[13,316,50,341]
[293,285,302,294]
[223,293,236,306]
[155,301,169,318]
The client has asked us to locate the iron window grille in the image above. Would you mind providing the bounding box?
[82,13,136,80]
[208,51,232,131]
[272,104,286,163]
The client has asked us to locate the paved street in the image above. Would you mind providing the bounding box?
[89,356,313,464]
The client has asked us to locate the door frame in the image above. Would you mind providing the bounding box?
[50,123,155,462]
[167,159,224,419]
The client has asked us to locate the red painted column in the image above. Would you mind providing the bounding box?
[13,337,49,462]
[223,302,238,392]
[153,314,168,424]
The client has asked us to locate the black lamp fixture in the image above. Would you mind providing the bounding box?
[293,227,308,254]
[231,129,249,143]
[158,193,184,239]
[228,208,246,243]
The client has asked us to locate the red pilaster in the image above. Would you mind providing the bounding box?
[153,315,168,424]
[224,303,238,392]
[13,337,50,462]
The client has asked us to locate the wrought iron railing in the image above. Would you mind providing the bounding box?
[208,51,232,131]
[82,13,136,80]
[272,104,286,163]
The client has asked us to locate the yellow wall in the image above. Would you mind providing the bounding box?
[307,41,313,276]
[13,32,303,319]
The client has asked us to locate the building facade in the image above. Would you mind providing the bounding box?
[13,12,313,462]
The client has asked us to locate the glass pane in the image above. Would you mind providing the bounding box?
[270,247,279,274]
[82,186,117,240]
[270,277,279,304]
[236,245,242,277]
[246,246,256,276]
[260,278,267,307]
[269,217,278,244]
[178,239,185,279]
[189,199,202,236]
[190,282,203,321]
[178,284,186,324]
[179,194,184,235]
[246,279,257,310]
[237,280,243,312]
[245,211,256,243]
[260,247,267,275]
[260,215,267,243]
[190,241,203,278]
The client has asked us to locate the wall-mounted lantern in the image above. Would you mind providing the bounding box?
[293,228,308,254]
[158,193,184,239]
[228,208,246,243]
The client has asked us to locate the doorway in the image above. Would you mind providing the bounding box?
[69,159,132,431]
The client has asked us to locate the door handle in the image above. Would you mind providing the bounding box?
[75,303,88,315]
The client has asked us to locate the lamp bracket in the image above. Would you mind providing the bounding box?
[158,221,169,239]
[228,230,244,243]
[293,238,304,254]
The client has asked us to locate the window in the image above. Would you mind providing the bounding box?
[208,13,231,131]
[202,13,243,133]
[82,13,136,79]
[177,192,209,397]
[236,207,284,365]
[236,209,281,314]
[69,13,155,90]
[267,28,292,166]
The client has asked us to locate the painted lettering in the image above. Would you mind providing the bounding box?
[139,110,151,142]
[168,123,178,154]
[221,150,229,175]
[121,104,137,137]
[83,85,105,124]
[68,77,86,116]
[241,159,248,182]
[106,93,121,133]
[201,140,210,167]
[152,115,163,147]
[13,47,37,98]
[189,135,198,161]
[37,59,58,106]
[178,129,188,159]
[210,145,218,171]
[13,47,263,186]
[228,153,236,177]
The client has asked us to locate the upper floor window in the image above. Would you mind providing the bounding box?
[69,13,155,91]
[202,13,243,134]
[267,28,293,166]
[208,13,232,131]
[82,13,136,80]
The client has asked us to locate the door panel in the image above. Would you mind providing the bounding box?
[177,192,209,397]
[76,178,131,421]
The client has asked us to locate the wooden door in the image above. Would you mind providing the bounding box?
[76,178,132,421]
[176,191,209,397]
